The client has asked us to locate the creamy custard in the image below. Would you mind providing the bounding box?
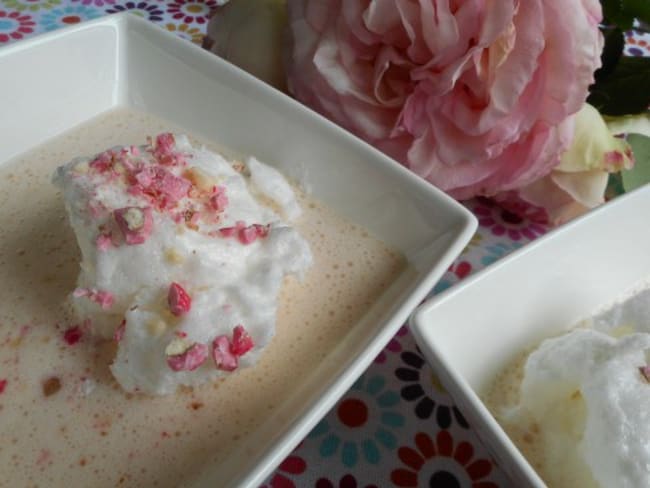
[0,108,405,487]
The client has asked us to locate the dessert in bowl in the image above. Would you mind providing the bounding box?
[485,285,650,487]
[0,15,475,487]
[411,185,650,487]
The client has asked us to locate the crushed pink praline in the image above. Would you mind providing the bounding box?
[168,282,192,316]
[167,343,209,372]
[114,320,126,343]
[149,132,189,167]
[95,233,113,251]
[231,325,254,356]
[209,186,228,212]
[63,325,83,345]
[218,221,269,245]
[211,335,238,372]
[128,166,191,210]
[89,150,114,172]
[73,288,114,310]
[210,325,255,372]
[113,206,154,245]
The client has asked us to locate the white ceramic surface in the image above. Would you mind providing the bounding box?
[0,15,476,488]
[411,186,650,487]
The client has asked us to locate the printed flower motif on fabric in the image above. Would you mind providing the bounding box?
[429,260,473,296]
[40,4,100,30]
[71,0,115,6]
[463,229,483,251]
[374,325,408,364]
[166,0,217,25]
[0,8,34,41]
[473,199,547,241]
[309,374,404,468]
[260,454,307,488]
[315,474,378,488]
[165,21,203,44]
[106,1,163,22]
[396,349,469,429]
[480,242,523,267]
[626,32,650,57]
[1,0,60,12]
[391,431,498,488]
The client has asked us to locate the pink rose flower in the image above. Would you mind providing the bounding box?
[285,0,603,200]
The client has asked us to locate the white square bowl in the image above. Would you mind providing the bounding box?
[0,14,476,487]
[410,186,650,486]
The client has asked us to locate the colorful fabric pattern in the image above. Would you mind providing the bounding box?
[1,5,645,487]
[0,0,224,42]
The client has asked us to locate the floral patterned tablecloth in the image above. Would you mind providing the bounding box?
[2,3,649,487]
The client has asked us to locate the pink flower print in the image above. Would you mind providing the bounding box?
[474,199,547,241]
[375,325,409,364]
[0,9,35,43]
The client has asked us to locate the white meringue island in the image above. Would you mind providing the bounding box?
[54,133,312,395]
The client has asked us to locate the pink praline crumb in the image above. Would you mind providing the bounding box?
[218,221,269,244]
[114,320,126,343]
[134,168,154,187]
[253,224,270,238]
[238,226,259,244]
[238,224,270,245]
[168,282,192,316]
[231,325,254,356]
[159,170,191,201]
[95,291,114,309]
[218,227,237,237]
[219,220,246,237]
[167,343,209,372]
[63,325,83,345]
[155,133,175,156]
[0,379,7,394]
[113,206,154,245]
[95,233,113,251]
[73,288,114,310]
[72,288,87,298]
[152,133,187,166]
[211,335,238,372]
[209,186,228,212]
[89,151,113,172]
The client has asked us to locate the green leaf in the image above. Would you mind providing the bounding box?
[595,27,625,81]
[588,56,650,115]
[622,134,650,192]
[622,0,650,25]
[601,0,637,29]
[606,171,626,199]
[602,0,623,22]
